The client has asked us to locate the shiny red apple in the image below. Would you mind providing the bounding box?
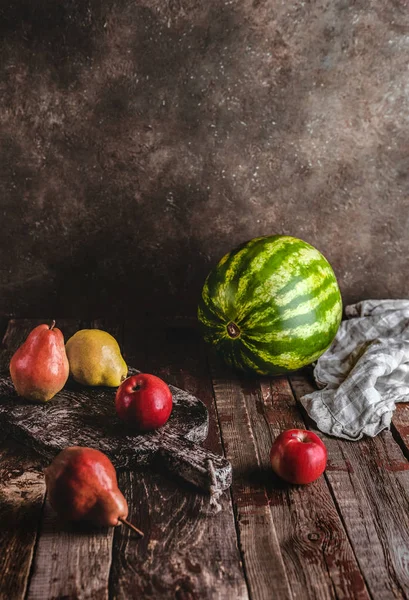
[270,429,327,484]
[115,373,173,431]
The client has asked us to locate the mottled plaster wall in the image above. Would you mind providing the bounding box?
[0,0,408,318]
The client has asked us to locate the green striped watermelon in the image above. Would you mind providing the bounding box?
[198,235,342,375]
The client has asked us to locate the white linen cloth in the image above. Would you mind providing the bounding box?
[300,300,409,440]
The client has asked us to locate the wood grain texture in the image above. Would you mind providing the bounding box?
[0,370,232,493]
[290,371,409,600]
[27,500,113,600]
[0,319,48,600]
[0,438,45,600]
[25,319,114,600]
[209,358,293,600]
[109,322,248,599]
[7,318,409,600]
[258,377,368,600]
[0,317,232,493]
[391,404,409,461]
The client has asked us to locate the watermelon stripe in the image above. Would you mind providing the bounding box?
[198,235,342,375]
[274,266,333,307]
[246,279,340,331]
[241,334,333,371]
[212,337,244,370]
[242,320,336,365]
[279,291,341,332]
[216,338,256,372]
[246,294,341,344]
[236,249,324,320]
[207,237,292,318]
[236,238,309,306]
[223,237,266,285]
[238,348,266,373]
[201,282,229,323]
[204,238,265,315]
[207,236,311,322]
[199,292,224,322]
[238,340,296,374]
[240,269,336,329]
[197,303,225,332]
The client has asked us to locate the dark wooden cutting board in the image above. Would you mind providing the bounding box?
[0,367,232,494]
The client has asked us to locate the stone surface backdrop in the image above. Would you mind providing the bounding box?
[0,0,408,317]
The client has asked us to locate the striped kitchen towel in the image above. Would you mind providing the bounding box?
[300,299,409,440]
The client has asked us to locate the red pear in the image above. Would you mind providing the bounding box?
[10,321,69,402]
[44,447,143,535]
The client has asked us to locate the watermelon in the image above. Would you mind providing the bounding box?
[198,235,342,375]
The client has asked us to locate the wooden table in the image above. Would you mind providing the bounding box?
[1,318,409,600]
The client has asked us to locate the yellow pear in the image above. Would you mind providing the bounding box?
[66,330,128,387]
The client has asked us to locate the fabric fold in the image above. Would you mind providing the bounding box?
[300,299,409,440]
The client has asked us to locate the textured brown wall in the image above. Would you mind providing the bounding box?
[0,0,408,318]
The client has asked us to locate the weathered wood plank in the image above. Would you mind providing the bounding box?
[209,359,293,600]
[26,319,114,600]
[139,324,223,456]
[0,365,232,492]
[290,371,409,600]
[391,404,409,461]
[0,319,49,600]
[259,376,368,600]
[27,502,113,600]
[109,323,249,600]
[0,439,45,600]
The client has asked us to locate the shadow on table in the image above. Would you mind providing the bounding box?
[234,464,295,496]
[0,497,42,534]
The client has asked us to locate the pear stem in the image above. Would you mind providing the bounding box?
[118,517,144,538]
[49,320,56,330]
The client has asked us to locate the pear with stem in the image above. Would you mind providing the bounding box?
[10,321,69,402]
[45,447,143,537]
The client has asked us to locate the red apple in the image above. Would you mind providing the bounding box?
[270,429,327,484]
[115,373,173,431]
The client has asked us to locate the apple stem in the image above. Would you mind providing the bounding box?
[118,517,144,538]
[49,320,56,330]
